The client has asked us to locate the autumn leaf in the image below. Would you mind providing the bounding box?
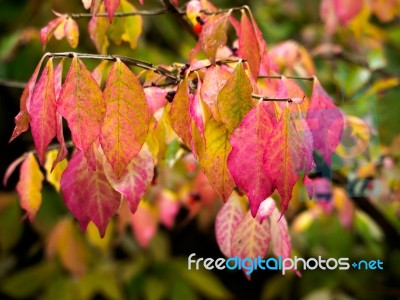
[307,77,344,165]
[228,102,275,217]
[88,5,110,54]
[199,13,229,64]
[195,118,234,201]
[40,16,67,46]
[100,59,149,178]
[189,74,208,135]
[157,190,180,229]
[29,58,57,165]
[238,11,260,79]
[60,149,121,237]
[64,18,79,48]
[53,59,68,169]
[131,201,158,248]
[269,203,291,260]
[16,153,44,222]
[103,144,154,214]
[44,149,67,192]
[104,0,120,22]
[58,56,106,153]
[10,56,46,142]
[170,77,192,147]
[144,86,168,116]
[217,63,254,133]
[200,66,231,121]
[231,210,270,278]
[215,191,246,257]
[264,106,300,213]
[46,218,88,276]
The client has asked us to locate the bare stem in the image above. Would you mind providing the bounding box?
[258,75,315,81]
[252,93,293,102]
[47,52,179,81]
[0,78,27,89]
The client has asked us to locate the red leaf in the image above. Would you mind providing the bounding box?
[131,202,158,248]
[270,206,292,261]
[60,149,121,237]
[52,60,68,170]
[264,106,300,213]
[9,56,46,142]
[29,58,57,165]
[238,11,260,79]
[333,0,363,25]
[16,153,44,222]
[57,56,106,153]
[103,144,154,213]
[104,0,121,22]
[170,77,192,147]
[228,102,274,217]
[307,77,344,165]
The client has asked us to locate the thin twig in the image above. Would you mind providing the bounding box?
[47,52,179,81]
[258,75,315,81]
[252,93,293,102]
[0,78,27,89]
[70,8,181,19]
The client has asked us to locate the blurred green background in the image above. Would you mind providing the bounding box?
[0,0,400,299]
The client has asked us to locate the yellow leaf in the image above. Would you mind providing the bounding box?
[86,220,114,253]
[16,153,43,222]
[44,149,67,192]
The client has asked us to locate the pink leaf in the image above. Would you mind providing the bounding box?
[64,18,80,48]
[270,208,291,261]
[333,0,363,25]
[9,56,46,142]
[227,102,274,217]
[53,60,68,170]
[157,190,180,229]
[144,86,168,116]
[29,58,57,165]
[104,0,120,22]
[57,56,106,153]
[60,149,121,237]
[40,17,66,46]
[131,202,158,248]
[256,197,276,224]
[215,192,246,257]
[189,76,206,135]
[103,144,154,214]
[307,77,344,165]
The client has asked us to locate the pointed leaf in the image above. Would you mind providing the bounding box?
[264,106,299,213]
[199,13,229,64]
[238,11,260,79]
[100,59,149,178]
[64,18,79,48]
[104,0,120,22]
[256,197,276,224]
[270,207,291,261]
[195,119,234,201]
[217,63,254,133]
[144,86,167,116]
[29,58,57,165]
[58,56,106,152]
[60,149,121,237]
[40,17,66,46]
[10,56,45,142]
[91,60,109,86]
[231,210,270,277]
[103,144,154,213]
[170,77,192,147]
[16,153,44,222]
[228,102,274,217]
[215,192,246,257]
[44,149,67,192]
[88,5,110,54]
[200,65,231,121]
[307,77,344,165]
[53,60,68,169]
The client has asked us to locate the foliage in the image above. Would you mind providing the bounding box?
[1,0,400,299]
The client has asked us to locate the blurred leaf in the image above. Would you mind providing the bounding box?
[335,62,371,97]
[86,220,114,253]
[0,195,22,252]
[143,276,167,300]
[1,262,56,298]
[42,277,75,300]
[170,277,199,300]
[171,258,232,299]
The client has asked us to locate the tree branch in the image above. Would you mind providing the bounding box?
[0,78,27,89]
[258,75,315,81]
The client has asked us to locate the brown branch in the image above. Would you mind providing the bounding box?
[252,93,293,102]
[69,8,181,19]
[258,75,315,81]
